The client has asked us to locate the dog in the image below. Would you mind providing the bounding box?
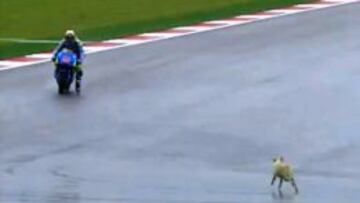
[271,156,299,194]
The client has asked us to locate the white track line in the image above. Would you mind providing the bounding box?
[206,20,243,25]
[26,53,53,59]
[84,46,123,54]
[140,32,186,38]
[0,61,24,66]
[238,14,275,19]
[0,38,59,44]
[105,39,141,44]
[173,26,214,31]
[295,4,333,8]
[269,9,305,14]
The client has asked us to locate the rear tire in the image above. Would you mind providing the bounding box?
[58,83,66,94]
[58,85,65,94]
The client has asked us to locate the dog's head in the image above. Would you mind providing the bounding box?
[273,156,284,163]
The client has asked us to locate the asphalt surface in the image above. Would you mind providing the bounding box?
[1,3,360,203]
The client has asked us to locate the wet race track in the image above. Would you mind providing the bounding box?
[1,3,360,203]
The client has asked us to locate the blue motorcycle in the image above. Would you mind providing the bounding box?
[53,49,78,94]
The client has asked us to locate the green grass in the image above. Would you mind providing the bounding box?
[0,0,314,59]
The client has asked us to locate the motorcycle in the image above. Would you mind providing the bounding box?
[53,49,79,94]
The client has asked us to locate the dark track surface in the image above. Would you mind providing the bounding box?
[1,3,360,203]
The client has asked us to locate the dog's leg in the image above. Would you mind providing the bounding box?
[271,175,277,186]
[278,178,283,191]
[291,178,299,194]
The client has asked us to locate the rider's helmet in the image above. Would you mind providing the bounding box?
[64,30,76,41]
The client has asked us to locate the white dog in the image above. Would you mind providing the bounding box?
[271,156,299,194]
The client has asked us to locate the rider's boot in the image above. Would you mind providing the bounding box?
[75,68,83,94]
[75,80,81,93]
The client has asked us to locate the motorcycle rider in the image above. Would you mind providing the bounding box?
[52,30,84,92]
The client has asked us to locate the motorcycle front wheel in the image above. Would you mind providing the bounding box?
[58,84,65,94]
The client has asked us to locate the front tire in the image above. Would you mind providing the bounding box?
[58,85,65,94]
[58,81,68,94]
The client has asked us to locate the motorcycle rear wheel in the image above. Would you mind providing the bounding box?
[58,85,65,94]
